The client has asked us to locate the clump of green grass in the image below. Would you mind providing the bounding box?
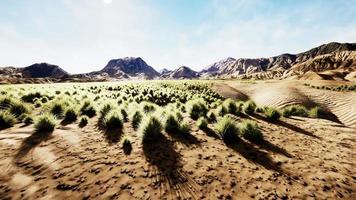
[196,117,208,130]
[164,114,180,131]
[34,114,56,133]
[102,111,123,130]
[309,106,325,118]
[79,116,88,127]
[50,101,65,118]
[282,105,308,117]
[80,100,96,118]
[187,99,208,120]
[8,100,30,118]
[243,100,256,114]
[223,98,239,115]
[255,106,265,113]
[206,110,216,122]
[119,108,128,122]
[140,115,162,143]
[239,120,263,143]
[63,107,78,123]
[215,116,239,143]
[122,137,132,155]
[0,111,16,129]
[21,92,43,103]
[164,113,190,134]
[217,105,227,116]
[131,110,143,130]
[141,102,156,113]
[23,114,33,125]
[264,107,281,122]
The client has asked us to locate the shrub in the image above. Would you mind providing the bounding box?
[179,122,191,135]
[21,92,43,103]
[207,110,217,122]
[23,114,33,125]
[187,99,208,120]
[8,100,30,118]
[131,110,143,130]
[34,114,56,133]
[255,106,265,113]
[164,114,180,132]
[239,120,263,142]
[223,99,239,115]
[50,102,65,118]
[215,116,239,143]
[100,103,115,119]
[264,107,281,122]
[80,101,96,118]
[79,116,88,127]
[63,107,78,123]
[0,111,16,129]
[141,102,156,113]
[309,106,325,118]
[122,138,132,155]
[217,105,227,116]
[140,115,162,143]
[196,117,208,130]
[243,100,256,114]
[102,111,123,130]
[282,105,308,117]
[120,108,128,122]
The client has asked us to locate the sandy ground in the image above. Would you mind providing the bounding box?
[0,80,355,199]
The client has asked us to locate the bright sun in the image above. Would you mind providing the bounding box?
[103,0,112,4]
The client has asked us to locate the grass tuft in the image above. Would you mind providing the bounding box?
[239,120,263,143]
[140,115,162,143]
[282,105,308,117]
[0,111,16,129]
[215,116,239,143]
[34,114,56,133]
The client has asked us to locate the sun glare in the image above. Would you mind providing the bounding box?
[103,0,112,4]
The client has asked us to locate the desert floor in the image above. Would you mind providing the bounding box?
[0,80,355,200]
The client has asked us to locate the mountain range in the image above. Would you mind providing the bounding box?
[0,42,355,83]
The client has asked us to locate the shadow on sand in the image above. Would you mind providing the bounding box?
[143,135,200,199]
[251,113,320,139]
[103,128,123,144]
[166,129,200,147]
[15,130,54,161]
[201,127,220,139]
[225,134,285,173]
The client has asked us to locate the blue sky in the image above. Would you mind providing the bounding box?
[0,0,355,73]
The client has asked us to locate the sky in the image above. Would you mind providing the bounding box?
[0,0,355,74]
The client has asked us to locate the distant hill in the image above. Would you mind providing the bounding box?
[201,42,356,80]
[98,57,159,79]
[22,63,69,78]
[162,66,198,79]
[1,42,355,83]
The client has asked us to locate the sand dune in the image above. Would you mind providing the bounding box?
[219,80,356,128]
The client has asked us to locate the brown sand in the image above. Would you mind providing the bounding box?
[0,81,355,199]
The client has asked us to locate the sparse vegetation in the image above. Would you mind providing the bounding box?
[215,116,239,143]
[282,105,308,117]
[239,120,263,142]
[187,99,208,120]
[63,107,78,123]
[102,111,123,130]
[79,116,89,127]
[264,107,281,122]
[243,100,256,114]
[309,106,325,118]
[196,117,208,130]
[140,115,162,143]
[0,111,16,129]
[34,114,56,133]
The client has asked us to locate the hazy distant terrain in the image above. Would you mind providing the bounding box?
[1,42,355,83]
